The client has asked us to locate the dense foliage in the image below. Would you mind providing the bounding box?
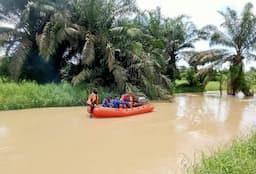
[1,0,190,99]
[0,0,255,98]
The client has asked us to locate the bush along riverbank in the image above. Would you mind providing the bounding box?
[0,79,112,110]
[188,131,256,174]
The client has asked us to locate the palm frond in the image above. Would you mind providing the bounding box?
[160,74,174,91]
[244,52,256,61]
[105,0,138,25]
[65,27,81,38]
[82,33,95,66]
[71,69,92,85]
[125,83,145,96]
[239,4,256,48]
[106,42,115,72]
[38,23,53,58]
[106,42,127,91]
[8,42,30,80]
[131,41,143,55]
[38,20,67,58]
[143,57,156,80]
[188,49,229,66]
[0,27,19,49]
[109,27,125,34]
[244,30,256,49]
[127,28,143,38]
[112,65,127,91]
[209,31,235,48]
[218,8,239,37]
[152,84,172,100]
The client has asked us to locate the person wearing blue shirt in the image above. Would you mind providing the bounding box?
[102,94,113,107]
[113,95,129,108]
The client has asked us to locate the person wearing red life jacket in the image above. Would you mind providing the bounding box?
[121,92,133,108]
[87,88,99,118]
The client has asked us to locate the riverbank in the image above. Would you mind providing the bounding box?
[1,78,254,110]
[188,131,256,174]
[0,79,111,110]
[175,80,226,93]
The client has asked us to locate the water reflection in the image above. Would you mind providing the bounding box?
[240,101,256,130]
[0,126,9,139]
[177,94,228,122]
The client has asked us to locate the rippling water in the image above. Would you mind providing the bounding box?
[0,93,255,174]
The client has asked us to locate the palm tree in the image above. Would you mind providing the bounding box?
[134,8,200,81]
[189,3,256,96]
[37,0,173,98]
[0,0,64,80]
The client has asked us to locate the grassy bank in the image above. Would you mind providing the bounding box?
[175,80,224,93]
[188,131,256,174]
[176,79,256,93]
[0,78,111,110]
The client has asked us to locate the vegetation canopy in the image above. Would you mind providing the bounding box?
[0,0,255,98]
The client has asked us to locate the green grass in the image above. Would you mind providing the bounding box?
[188,131,256,174]
[175,79,203,93]
[175,79,188,86]
[205,81,228,91]
[175,80,229,93]
[0,78,112,110]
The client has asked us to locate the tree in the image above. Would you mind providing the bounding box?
[134,8,201,81]
[0,0,65,81]
[189,2,256,96]
[37,0,173,98]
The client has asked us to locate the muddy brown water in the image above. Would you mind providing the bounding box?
[0,93,256,174]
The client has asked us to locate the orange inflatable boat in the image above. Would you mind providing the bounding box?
[87,104,154,118]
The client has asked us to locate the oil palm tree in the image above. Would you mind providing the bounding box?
[37,0,173,98]
[134,8,201,81]
[0,0,65,80]
[162,15,201,81]
[189,2,256,96]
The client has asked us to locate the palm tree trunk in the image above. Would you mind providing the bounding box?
[167,53,179,81]
[219,74,223,96]
[227,62,253,96]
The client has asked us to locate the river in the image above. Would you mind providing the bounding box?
[0,92,255,174]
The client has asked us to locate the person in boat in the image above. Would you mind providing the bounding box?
[102,94,113,107]
[87,88,99,118]
[133,96,148,107]
[113,95,129,108]
[120,92,134,108]
[120,92,145,107]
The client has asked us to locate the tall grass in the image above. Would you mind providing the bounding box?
[0,78,112,110]
[175,80,229,93]
[188,131,256,174]
[205,81,227,91]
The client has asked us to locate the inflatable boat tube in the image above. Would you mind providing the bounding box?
[87,104,154,118]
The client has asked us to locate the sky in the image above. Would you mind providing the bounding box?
[136,0,256,70]
[136,0,254,28]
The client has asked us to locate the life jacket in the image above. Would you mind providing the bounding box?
[121,94,133,102]
[87,93,98,105]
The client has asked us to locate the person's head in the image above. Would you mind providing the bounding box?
[115,95,120,99]
[92,88,98,94]
[105,94,112,100]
